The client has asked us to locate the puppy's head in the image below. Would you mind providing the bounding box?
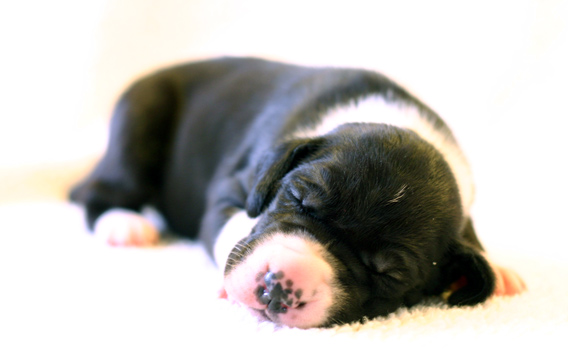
[224,124,495,328]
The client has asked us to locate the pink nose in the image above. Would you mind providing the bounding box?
[223,233,336,328]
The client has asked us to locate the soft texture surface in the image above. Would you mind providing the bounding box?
[2,0,568,357]
[1,202,567,358]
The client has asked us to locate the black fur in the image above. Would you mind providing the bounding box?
[71,57,495,326]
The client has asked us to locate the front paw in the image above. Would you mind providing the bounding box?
[94,209,160,247]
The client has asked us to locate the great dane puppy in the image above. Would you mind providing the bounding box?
[71,57,525,328]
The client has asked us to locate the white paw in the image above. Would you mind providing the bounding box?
[94,209,160,246]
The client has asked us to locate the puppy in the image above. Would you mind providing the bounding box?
[71,57,525,328]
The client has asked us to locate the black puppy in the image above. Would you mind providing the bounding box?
[71,57,524,328]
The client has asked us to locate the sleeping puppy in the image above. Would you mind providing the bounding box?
[70,57,525,328]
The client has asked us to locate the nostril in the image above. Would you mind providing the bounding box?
[255,285,271,305]
[259,289,271,305]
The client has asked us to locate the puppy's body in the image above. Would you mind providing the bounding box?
[71,57,523,328]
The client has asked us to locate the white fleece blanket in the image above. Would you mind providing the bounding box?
[1,201,567,358]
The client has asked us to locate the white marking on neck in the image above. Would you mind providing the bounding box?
[295,96,474,213]
[213,210,260,270]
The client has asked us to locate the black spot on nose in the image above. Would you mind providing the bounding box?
[254,270,307,315]
[268,298,288,314]
[264,270,284,288]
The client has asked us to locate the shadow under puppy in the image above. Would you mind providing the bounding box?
[71,57,525,328]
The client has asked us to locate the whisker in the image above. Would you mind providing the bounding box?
[388,184,408,204]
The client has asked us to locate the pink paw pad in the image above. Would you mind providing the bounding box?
[491,263,527,296]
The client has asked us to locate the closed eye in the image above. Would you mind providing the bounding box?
[375,269,406,283]
[286,187,323,220]
[361,252,408,283]
[368,263,406,283]
[288,187,303,204]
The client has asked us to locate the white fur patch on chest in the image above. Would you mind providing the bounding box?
[295,96,474,213]
[213,210,260,270]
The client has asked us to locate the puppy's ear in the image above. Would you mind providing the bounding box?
[439,240,496,306]
[246,138,324,217]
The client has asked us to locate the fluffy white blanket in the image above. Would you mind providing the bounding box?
[1,201,566,358]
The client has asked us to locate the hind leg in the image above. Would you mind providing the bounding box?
[70,74,178,246]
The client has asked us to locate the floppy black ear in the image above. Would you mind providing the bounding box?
[442,233,495,305]
[246,138,324,217]
[441,244,495,306]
